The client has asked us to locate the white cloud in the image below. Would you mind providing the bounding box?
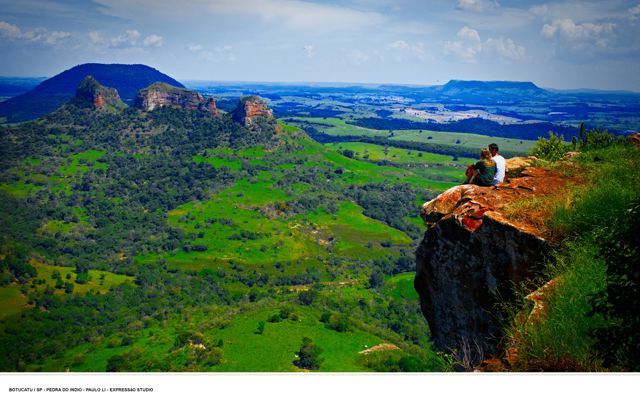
[0,21,22,38]
[95,0,385,32]
[443,26,482,62]
[110,29,140,47]
[485,37,525,61]
[388,40,427,61]
[303,44,315,58]
[143,34,163,47]
[629,4,640,20]
[189,44,235,62]
[456,0,500,12]
[541,18,615,47]
[529,4,549,17]
[89,29,163,49]
[0,20,70,45]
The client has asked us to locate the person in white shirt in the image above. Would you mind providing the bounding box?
[488,143,505,185]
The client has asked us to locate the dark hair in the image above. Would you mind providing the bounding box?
[488,143,499,152]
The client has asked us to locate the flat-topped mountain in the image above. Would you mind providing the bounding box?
[134,82,217,116]
[0,63,184,123]
[438,80,549,100]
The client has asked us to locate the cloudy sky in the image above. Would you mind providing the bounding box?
[1,0,639,90]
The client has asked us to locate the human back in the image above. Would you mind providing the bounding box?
[472,148,496,186]
[488,143,505,184]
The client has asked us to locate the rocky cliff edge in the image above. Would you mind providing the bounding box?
[415,158,576,364]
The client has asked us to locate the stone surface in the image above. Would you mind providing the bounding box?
[231,96,273,127]
[629,133,640,147]
[415,165,573,364]
[75,76,125,110]
[134,82,218,116]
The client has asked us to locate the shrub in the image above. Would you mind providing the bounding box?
[530,131,570,161]
[590,199,640,371]
[294,337,323,370]
[581,129,616,151]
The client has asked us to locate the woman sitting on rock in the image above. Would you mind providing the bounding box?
[464,147,497,186]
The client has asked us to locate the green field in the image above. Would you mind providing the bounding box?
[0,284,28,319]
[58,149,108,176]
[29,259,134,296]
[326,142,473,166]
[391,130,534,155]
[284,116,534,155]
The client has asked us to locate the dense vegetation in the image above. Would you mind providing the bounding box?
[506,133,640,371]
[0,98,456,372]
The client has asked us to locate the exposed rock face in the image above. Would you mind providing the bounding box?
[75,76,125,110]
[134,82,218,116]
[415,165,573,364]
[231,96,273,127]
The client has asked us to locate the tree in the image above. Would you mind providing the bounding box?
[294,337,323,370]
[369,270,384,289]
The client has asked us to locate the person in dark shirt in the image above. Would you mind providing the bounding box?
[464,147,497,186]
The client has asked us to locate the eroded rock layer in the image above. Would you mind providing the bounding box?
[231,96,273,127]
[134,82,218,116]
[75,76,125,110]
[415,165,572,363]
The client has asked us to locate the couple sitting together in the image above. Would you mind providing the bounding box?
[464,143,505,186]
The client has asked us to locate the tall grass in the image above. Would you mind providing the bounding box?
[506,143,640,371]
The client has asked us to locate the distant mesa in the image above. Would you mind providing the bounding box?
[232,96,273,127]
[74,76,126,110]
[439,80,549,99]
[134,82,218,116]
[0,63,184,123]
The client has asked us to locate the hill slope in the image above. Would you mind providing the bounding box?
[0,63,184,123]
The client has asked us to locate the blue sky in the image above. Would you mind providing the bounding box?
[1,0,639,90]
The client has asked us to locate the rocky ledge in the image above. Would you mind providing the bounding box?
[75,76,125,110]
[134,82,217,116]
[231,96,273,127]
[415,158,574,364]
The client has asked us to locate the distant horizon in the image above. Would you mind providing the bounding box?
[1,1,640,91]
[4,70,639,94]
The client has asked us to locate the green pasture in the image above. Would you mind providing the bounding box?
[58,149,108,176]
[385,272,419,301]
[209,305,385,372]
[0,284,28,319]
[0,181,42,198]
[391,130,534,155]
[29,259,134,296]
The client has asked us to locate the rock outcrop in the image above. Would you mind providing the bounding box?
[134,82,218,116]
[231,96,273,127]
[74,76,125,110]
[415,164,573,364]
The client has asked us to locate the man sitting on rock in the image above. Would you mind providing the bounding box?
[488,143,506,185]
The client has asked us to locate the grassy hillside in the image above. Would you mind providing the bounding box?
[0,102,457,372]
[505,138,640,371]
